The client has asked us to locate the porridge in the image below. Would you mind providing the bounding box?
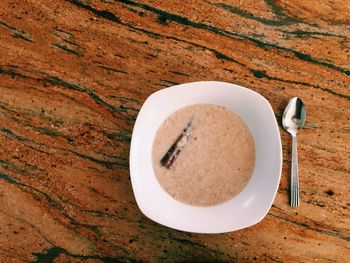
[152,103,255,206]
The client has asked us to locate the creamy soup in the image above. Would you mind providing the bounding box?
[152,104,255,206]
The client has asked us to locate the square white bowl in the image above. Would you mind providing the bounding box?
[129,81,282,233]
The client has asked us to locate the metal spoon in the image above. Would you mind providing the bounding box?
[282,97,306,207]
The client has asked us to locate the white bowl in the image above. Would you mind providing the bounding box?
[129,81,282,233]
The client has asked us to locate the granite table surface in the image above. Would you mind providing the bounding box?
[0,0,349,262]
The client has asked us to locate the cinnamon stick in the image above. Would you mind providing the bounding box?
[160,120,192,169]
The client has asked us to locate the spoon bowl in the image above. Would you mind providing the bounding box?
[282,97,306,135]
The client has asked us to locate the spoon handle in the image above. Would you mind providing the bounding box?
[291,135,299,207]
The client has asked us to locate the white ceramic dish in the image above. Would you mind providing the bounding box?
[129,81,282,233]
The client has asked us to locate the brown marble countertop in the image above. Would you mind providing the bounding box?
[0,0,349,262]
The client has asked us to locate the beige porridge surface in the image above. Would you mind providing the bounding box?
[152,103,255,206]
